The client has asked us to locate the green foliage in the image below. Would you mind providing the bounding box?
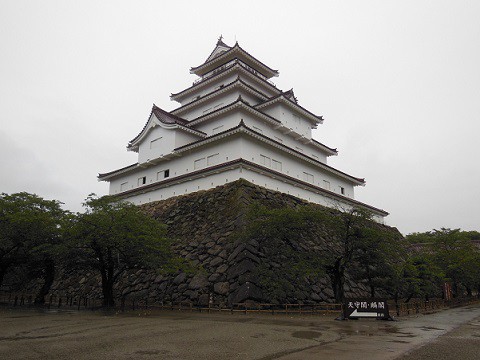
[69,194,177,306]
[242,203,405,303]
[0,192,67,295]
[406,228,480,298]
[320,207,405,302]
[429,228,480,296]
[353,225,407,298]
[244,204,327,301]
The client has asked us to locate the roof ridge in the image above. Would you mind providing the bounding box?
[255,92,323,123]
[127,104,190,147]
[171,78,271,116]
[190,43,278,76]
[171,60,282,100]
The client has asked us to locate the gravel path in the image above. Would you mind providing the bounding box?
[1,304,479,359]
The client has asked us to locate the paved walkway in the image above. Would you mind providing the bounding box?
[0,304,479,359]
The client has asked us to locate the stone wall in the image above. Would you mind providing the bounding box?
[46,179,401,306]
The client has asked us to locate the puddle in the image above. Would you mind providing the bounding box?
[388,340,411,344]
[291,330,322,340]
[419,326,445,331]
[134,349,169,356]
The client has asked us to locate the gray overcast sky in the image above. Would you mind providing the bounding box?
[1,0,479,235]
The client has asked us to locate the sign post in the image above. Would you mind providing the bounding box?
[344,298,394,320]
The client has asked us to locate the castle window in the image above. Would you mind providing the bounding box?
[340,186,345,195]
[323,180,330,190]
[260,154,271,167]
[207,153,219,166]
[164,169,170,178]
[194,157,206,169]
[137,176,146,186]
[272,159,282,171]
[303,172,314,183]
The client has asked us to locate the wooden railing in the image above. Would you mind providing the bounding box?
[1,291,477,317]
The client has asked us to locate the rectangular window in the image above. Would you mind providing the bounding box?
[150,137,162,149]
[303,172,314,183]
[260,154,271,167]
[137,176,146,186]
[194,157,206,170]
[323,180,330,190]
[120,182,128,191]
[340,186,345,195]
[164,169,169,178]
[272,159,282,171]
[207,153,219,166]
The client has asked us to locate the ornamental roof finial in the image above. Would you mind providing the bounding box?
[217,34,223,44]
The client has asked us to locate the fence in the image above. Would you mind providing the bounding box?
[0,291,342,315]
[1,291,478,317]
[389,297,480,317]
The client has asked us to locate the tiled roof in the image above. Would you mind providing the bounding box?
[151,104,187,125]
[170,60,281,100]
[128,104,204,149]
[98,163,138,179]
[111,159,387,216]
[175,121,364,185]
[190,43,279,78]
[187,97,281,126]
[256,91,324,124]
[312,139,337,154]
[171,77,270,115]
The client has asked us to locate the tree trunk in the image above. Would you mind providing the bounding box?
[101,265,115,307]
[394,292,400,316]
[452,282,459,298]
[329,259,345,303]
[0,266,6,289]
[34,258,55,305]
[405,293,414,303]
[364,265,375,298]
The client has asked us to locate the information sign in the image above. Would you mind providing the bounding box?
[344,298,390,320]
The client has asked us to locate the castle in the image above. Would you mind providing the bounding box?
[99,38,388,222]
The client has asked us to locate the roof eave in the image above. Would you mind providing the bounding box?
[190,46,279,79]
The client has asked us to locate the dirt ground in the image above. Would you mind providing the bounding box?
[1,304,479,359]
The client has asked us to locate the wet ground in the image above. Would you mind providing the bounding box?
[0,304,479,359]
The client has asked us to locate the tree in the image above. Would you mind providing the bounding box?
[353,226,406,298]
[429,228,479,297]
[69,195,174,307]
[242,204,327,302]
[407,228,480,298]
[0,192,66,303]
[324,207,378,303]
